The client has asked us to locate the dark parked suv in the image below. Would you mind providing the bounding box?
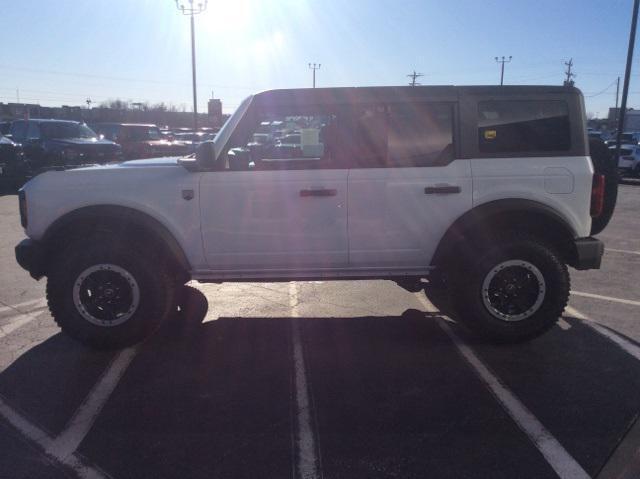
[10,119,122,173]
[0,135,27,188]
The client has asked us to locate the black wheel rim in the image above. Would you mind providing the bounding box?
[481,260,546,322]
[72,264,140,327]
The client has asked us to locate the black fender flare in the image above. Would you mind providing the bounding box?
[431,199,578,268]
[42,205,191,277]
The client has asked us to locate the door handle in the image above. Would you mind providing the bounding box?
[424,185,461,195]
[300,188,338,197]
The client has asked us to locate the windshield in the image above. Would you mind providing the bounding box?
[128,126,162,141]
[40,122,97,139]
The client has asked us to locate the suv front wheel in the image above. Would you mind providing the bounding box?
[47,240,175,349]
[452,237,570,342]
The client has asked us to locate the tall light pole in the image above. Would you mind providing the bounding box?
[495,55,512,86]
[308,63,321,88]
[175,0,208,130]
[615,0,639,164]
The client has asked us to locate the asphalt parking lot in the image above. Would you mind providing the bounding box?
[0,183,639,479]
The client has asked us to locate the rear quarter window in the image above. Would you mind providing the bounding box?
[478,100,571,154]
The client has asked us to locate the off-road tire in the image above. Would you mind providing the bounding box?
[47,240,175,349]
[451,237,570,342]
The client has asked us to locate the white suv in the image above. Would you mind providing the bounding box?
[15,86,608,348]
[612,144,640,178]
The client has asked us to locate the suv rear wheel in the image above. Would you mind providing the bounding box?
[47,239,175,349]
[451,237,570,342]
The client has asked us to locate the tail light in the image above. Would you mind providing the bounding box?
[591,174,605,217]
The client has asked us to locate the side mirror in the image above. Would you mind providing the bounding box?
[227,147,251,171]
[195,140,216,168]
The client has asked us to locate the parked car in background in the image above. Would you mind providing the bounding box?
[173,132,215,153]
[91,123,190,160]
[247,133,274,159]
[273,132,302,158]
[9,119,121,173]
[0,135,27,188]
[605,132,640,146]
[588,130,604,140]
[611,144,640,178]
[0,121,12,136]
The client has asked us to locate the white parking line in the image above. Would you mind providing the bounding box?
[46,347,138,460]
[0,307,47,341]
[571,291,640,307]
[0,297,47,315]
[557,319,572,330]
[440,321,590,479]
[606,248,640,256]
[414,294,590,479]
[289,282,320,479]
[0,395,108,479]
[565,306,640,362]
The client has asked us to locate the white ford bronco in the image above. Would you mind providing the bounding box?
[15,86,610,349]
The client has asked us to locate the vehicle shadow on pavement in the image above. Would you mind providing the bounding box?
[0,185,19,197]
[0,287,639,478]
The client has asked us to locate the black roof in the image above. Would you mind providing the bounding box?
[14,118,82,124]
[252,85,582,107]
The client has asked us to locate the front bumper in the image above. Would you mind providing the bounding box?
[15,239,46,279]
[573,237,604,270]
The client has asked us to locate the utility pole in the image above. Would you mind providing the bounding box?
[175,0,208,130]
[16,88,19,104]
[563,58,576,86]
[495,56,512,86]
[86,98,92,109]
[308,63,321,88]
[407,70,424,87]
[615,76,621,121]
[615,0,639,165]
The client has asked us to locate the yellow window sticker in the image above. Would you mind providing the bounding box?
[484,129,497,140]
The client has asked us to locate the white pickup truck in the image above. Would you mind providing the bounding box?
[15,85,609,348]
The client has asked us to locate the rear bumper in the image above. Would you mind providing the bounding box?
[15,239,46,279]
[573,237,604,270]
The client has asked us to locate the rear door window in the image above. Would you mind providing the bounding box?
[478,100,570,154]
[338,102,455,168]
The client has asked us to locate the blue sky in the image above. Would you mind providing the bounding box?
[0,0,638,116]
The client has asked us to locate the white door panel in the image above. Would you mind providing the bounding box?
[348,161,473,267]
[200,170,348,269]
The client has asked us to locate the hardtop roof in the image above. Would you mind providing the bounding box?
[252,85,582,107]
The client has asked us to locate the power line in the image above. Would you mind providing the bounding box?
[584,79,618,97]
[0,64,261,89]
